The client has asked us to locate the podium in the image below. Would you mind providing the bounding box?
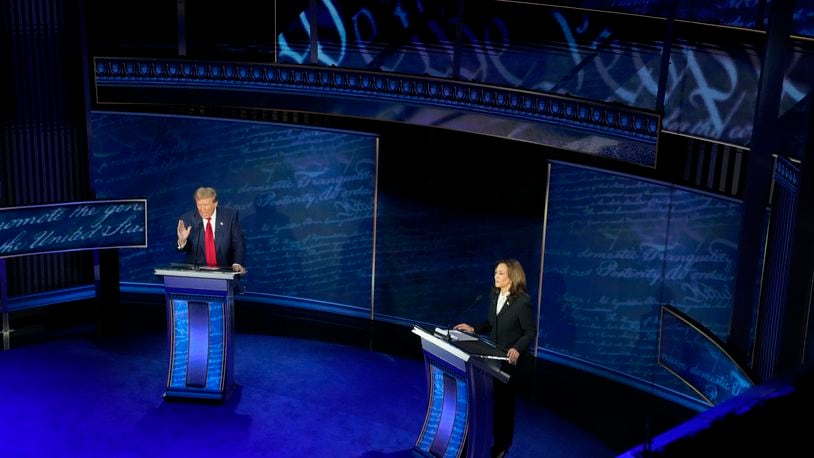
[154,265,241,401]
[412,326,510,458]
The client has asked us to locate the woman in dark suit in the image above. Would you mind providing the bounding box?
[455,258,537,458]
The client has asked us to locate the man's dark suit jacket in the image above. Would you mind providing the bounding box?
[473,290,537,354]
[178,207,245,267]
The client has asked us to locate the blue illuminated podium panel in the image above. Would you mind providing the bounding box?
[155,266,240,401]
[412,327,510,458]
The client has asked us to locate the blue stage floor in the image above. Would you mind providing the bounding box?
[0,300,695,458]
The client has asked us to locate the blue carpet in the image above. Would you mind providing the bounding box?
[0,328,618,457]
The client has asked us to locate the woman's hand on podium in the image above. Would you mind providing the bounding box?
[453,323,474,334]
[507,348,519,365]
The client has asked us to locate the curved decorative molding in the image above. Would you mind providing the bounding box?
[774,156,800,192]
[94,57,661,144]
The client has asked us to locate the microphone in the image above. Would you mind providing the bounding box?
[434,295,484,342]
[449,294,484,330]
[193,219,202,271]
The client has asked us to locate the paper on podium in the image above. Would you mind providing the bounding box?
[434,327,478,342]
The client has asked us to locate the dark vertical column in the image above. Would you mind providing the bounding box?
[93,249,121,335]
[728,0,794,380]
[177,0,186,56]
[654,8,674,115]
[757,158,799,381]
[451,0,464,80]
[779,102,814,373]
[80,1,121,334]
[1,259,10,350]
[1,0,93,297]
[309,0,318,64]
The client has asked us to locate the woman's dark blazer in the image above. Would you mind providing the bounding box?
[474,289,537,353]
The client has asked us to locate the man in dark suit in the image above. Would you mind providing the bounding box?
[176,186,246,273]
[455,258,537,458]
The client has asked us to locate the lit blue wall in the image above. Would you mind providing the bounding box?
[90,112,746,406]
[90,112,377,314]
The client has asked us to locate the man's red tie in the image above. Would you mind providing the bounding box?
[204,218,217,266]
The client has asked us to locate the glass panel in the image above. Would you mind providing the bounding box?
[541,163,744,405]
[186,0,277,59]
[664,24,765,146]
[315,0,458,77]
[462,4,665,109]
[277,0,314,64]
[373,130,547,325]
[499,1,764,29]
[86,0,177,56]
[793,0,814,36]
[89,112,378,313]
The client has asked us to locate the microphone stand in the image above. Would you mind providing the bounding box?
[449,294,484,330]
[436,295,485,341]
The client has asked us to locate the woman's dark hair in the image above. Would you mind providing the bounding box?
[494,258,528,296]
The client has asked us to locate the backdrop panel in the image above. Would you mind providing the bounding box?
[373,131,547,327]
[540,162,742,404]
[89,112,377,313]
